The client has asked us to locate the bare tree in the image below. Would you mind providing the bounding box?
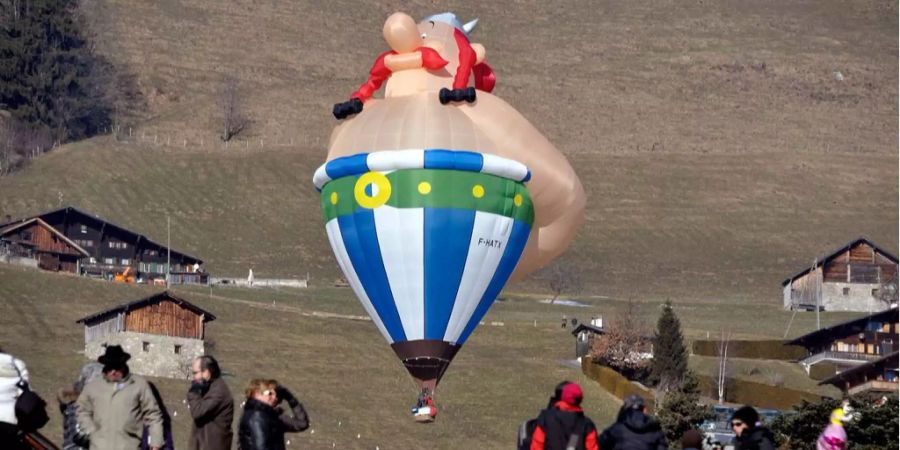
[219,75,249,142]
[0,116,52,177]
[716,329,730,404]
[545,261,584,304]
[590,300,652,379]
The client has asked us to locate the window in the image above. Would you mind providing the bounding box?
[142,341,150,352]
[121,242,128,249]
[843,287,850,296]
[174,345,182,354]
[872,289,880,297]
[121,258,130,266]
[80,225,87,234]
[21,231,32,241]
[108,241,115,249]
[103,257,114,265]
[89,257,97,264]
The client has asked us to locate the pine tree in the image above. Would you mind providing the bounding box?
[0,0,111,141]
[657,372,713,443]
[650,299,688,392]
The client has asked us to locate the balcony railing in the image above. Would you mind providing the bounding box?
[848,380,898,395]
[801,351,883,366]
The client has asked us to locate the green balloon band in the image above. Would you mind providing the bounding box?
[320,168,534,225]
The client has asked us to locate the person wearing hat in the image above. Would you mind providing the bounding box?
[729,405,775,450]
[75,345,164,450]
[597,394,668,450]
[529,381,599,450]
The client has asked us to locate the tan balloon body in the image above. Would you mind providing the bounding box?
[328,13,585,280]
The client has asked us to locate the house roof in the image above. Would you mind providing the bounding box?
[1,206,202,263]
[571,323,606,336]
[818,351,899,387]
[76,291,216,324]
[781,237,898,286]
[785,307,899,347]
[0,217,90,256]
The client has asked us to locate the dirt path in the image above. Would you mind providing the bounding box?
[204,292,371,322]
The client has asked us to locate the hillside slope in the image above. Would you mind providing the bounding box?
[0,0,896,302]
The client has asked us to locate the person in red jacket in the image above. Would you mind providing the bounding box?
[531,382,599,450]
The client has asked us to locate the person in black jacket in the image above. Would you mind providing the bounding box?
[238,379,309,450]
[597,395,668,450]
[729,406,776,450]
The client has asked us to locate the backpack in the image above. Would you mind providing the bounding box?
[12,363,49,433]
[518,411,588,450]
[517,416,540,450]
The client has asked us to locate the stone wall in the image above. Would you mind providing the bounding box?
[821,282,886,312]
[0,254,39,269]
[85,331,205,379]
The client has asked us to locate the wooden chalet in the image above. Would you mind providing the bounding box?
[782,237,898,312]
[0,206,205,283]
[77,291,216,341]
[819,351,899,395]
[787,307,898,375]
[76,291,216,379]
[0,218,89,273]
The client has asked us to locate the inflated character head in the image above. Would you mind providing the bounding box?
[345,11,494,106]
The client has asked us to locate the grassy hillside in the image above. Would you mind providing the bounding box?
[1,0,896,302]
[0,265,857,448]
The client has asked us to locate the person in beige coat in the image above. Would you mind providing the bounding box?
[75,346,163,450]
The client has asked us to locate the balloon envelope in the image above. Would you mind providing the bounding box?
[315,149,533,391]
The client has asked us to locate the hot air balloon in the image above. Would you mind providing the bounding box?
[316,11,585,420]
[313,150,533,413]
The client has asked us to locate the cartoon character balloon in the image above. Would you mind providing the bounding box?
[315,12,585,418]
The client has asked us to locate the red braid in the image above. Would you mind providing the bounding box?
[452,29,495,93]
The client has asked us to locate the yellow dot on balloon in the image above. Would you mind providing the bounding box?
[472,185,485,198]
[418,182,432,195]
[330,192,339,205]
[513,194,523,206]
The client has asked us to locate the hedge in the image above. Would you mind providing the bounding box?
[691,339,807,360]
[581,359,655,409]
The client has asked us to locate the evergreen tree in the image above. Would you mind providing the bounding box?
[0,0,112,141]
[657,372,714,443]
[650,299,688,392]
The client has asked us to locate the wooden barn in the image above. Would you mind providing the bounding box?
[0,218,89,273]
[76,291,216,379]
[782,237,898,312]
[0,206,205,283]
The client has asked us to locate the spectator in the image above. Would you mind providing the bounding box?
[729,405,775,450]
[238,379,309,450]
[0,346,29,449]
[58,362,102,450]
[530,381,599,450]
[597,394,668,450]
[75,345,164,450]
[187,356,234,450]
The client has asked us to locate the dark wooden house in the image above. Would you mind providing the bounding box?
[0,218,89,273]
[76,291,216,379]
[782,238,898,312]
[787,307,898,377]
[0,206,205,282]
[819,351,899,395]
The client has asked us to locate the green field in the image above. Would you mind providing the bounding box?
[0,265,860,448]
